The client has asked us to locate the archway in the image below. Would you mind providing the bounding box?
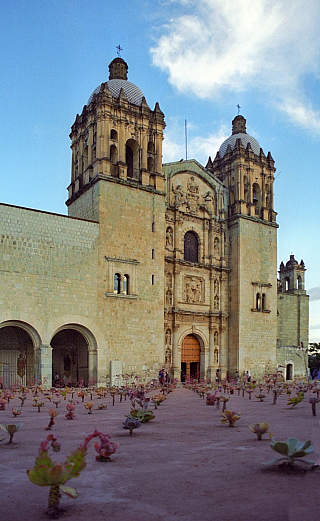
[0,324,36,387]
[181,334,201,382]
[51,328,90,387]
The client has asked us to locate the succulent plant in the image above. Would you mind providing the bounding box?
[130,408,155,423]
[287,392,304,408]
[84,402,93,414]
[263,437,315,467]
[123,416,141,435]
[91,431,118,462]
[255,393,267,402]
[0,423,23,444]
[27,434,87,518]
[248,422,270,440]
[220,410,241,427]
[46,408,59,430]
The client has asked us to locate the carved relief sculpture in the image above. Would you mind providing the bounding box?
[165,329,171,345]
[172,184,185,207]
[186,176,200,214]
[184,276,203,303]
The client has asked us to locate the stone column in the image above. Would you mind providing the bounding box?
[96,118,102,159]
[88,350,98,385]
[208,219,214,262]
[208,320,215,382]
[141,129,148,170]
[173,264,180,307]
[154,132,162,174]
[39,344,53,389]
[172,323,181,381]
[210,271,215,310]
[219,319,228,379]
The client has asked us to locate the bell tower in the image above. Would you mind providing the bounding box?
[66,57,166,219]
[65,57,166,379]
[210,115,278,377]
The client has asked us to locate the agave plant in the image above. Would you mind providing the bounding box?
[220,410,241,427]
[263,437,315,467]
[27,434,88,518]
[0,423,23,444]
[248,422,270,440]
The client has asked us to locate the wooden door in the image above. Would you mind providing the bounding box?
[181,335,200,381]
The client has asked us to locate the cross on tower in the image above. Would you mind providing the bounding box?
[116,45,123,58]
[237,104,241,115]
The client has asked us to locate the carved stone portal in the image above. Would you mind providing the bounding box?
[184,276,203,304]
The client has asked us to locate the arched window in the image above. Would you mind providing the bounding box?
[126,145,133,178]
[256,293,261,310]
[114,273,121,294]
[110,144,118,164]
[184,231,198,263]
[285,278,290,291]
[123,274,129,295]
[126,139,139,180]
[261,293,266,310]
[252,183,261,204]
[297,276,302,290]
[110,129,118,140]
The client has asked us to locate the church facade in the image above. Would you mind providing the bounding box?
[0,57,309,387]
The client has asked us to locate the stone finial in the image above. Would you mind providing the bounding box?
[232,115,246,135]
[109,57,128,80]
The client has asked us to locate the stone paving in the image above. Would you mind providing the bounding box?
[1,385,320,520]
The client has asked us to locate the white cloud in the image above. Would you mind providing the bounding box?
[151,0,320,132]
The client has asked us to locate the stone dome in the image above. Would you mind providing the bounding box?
[219,115,261,158]
[88,57,146,107]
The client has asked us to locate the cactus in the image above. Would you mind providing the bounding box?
[263,437,315,467]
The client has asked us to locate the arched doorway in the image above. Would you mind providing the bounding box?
[0,324,35,387]
[286,363,293,381]
[181,334,200,382]
[51,329,89,387]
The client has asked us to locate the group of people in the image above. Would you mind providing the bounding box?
[158,369,170,385]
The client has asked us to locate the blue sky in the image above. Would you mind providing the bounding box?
[1,0,320,341]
